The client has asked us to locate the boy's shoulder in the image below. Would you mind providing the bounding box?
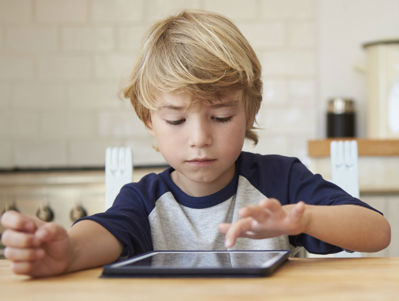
[237,152,306,198]
[238,151,300,172]
[116,168,172,206]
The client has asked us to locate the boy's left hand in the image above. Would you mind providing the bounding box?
[218,198,307,248]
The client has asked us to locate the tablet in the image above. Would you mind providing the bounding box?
[101,250,290,278]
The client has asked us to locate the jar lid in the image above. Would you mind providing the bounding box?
[328,97,355,114]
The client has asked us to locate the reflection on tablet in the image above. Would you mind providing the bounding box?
[119,251,286,269]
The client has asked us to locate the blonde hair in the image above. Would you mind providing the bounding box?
[123,9,263,144]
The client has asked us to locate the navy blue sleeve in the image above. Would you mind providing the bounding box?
[286,158,382,254]
[77,183,154,258]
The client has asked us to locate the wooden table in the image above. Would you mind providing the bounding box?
[1,258,398,301]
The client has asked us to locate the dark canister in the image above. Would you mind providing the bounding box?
[326,97,356,138]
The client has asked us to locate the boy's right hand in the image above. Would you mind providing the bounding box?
[1,210,71,277]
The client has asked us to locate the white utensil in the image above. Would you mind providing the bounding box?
[330,140,359,198]
[330,140,362,257]
[105,147,133,210]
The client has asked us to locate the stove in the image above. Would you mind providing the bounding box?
[0,167,165,258]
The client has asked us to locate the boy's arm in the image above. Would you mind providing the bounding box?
[219,198,391,253]
[67,220,123,273]
[1,211,122,277]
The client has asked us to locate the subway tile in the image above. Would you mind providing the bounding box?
[38,56,91,80]
[14,139,68,167]
[0,140,13,168]
[6,27,58,52]
[260,0,315,19]
[124,136,166,165]
[116,25,147,51]
[261,50,315,76]
[286,134,311,161]
[0,57,34,80]
[0,110,11,136]
[237,22,285,48]
[94,54,137,79]
[203,0,256,21]
[11,110,40,137]
[68,82,126,108]
[91,0,144,23]
[243,134,289,156]
[11,83,67,109]
[262,79,288,105]
[97,110,148,138]
[260,107,316,134]
[0,27,3,50]
[289,22,315,48]
[40,111,96,138]
[61,27,114,52]
[288,79,316,106]
[35,0,88,23]
[68,138,121,166]
[0,0,32,24]
[0,0,318,168]
[147,0,201,21]
[0,83,11,108]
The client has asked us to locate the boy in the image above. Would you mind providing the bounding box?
[1,10,390,278]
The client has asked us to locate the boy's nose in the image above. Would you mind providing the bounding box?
[189,119,212,148]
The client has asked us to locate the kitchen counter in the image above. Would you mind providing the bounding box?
[1,257,398,300]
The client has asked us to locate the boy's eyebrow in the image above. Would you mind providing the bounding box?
[158,104,185,110]
[158,100,239,110]
[210,99,240,108]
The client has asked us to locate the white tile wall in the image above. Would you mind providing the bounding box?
[0,0,317,168]
[0,0,32,24]
[36,0,88,24]
[61,27,114,52]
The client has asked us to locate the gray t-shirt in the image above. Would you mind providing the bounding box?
[81,152,380,258]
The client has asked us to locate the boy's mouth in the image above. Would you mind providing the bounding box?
[186,158,216,166]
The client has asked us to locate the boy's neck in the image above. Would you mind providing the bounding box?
[170,166,236,197]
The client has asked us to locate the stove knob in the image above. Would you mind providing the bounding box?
[70,205,88,222]
[2,203,20,215]
[36,205,55,222]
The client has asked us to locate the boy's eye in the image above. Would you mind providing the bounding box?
[166,119,185,125]
[212,116,233,123]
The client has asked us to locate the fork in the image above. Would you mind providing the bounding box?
[330,140,359,198]
[105,147,133,210]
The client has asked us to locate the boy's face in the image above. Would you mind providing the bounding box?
[147,90,247,197]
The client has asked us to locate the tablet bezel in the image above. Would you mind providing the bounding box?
[101,250,290,278]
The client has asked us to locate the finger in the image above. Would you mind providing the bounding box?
[260,198,282,212]
[1,229,41,248]
[290,201,306,222]
[224,218,253,248]
[4,247,45,261]
[10,261,36,275]
[239,205,270,222]
[218,223,231,234]
[35,222,63,243]
[1,211,40,233]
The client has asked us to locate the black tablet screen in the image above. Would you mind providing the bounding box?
[123,251,287,269]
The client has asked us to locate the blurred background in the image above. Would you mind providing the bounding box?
[0,0,397,168]
[0,0,398,257]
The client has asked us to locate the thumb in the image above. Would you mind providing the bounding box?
[35,222,66,244]
[290,201,306,221]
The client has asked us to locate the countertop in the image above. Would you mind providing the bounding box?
[308,138,399,157]
[1,257,398,301]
